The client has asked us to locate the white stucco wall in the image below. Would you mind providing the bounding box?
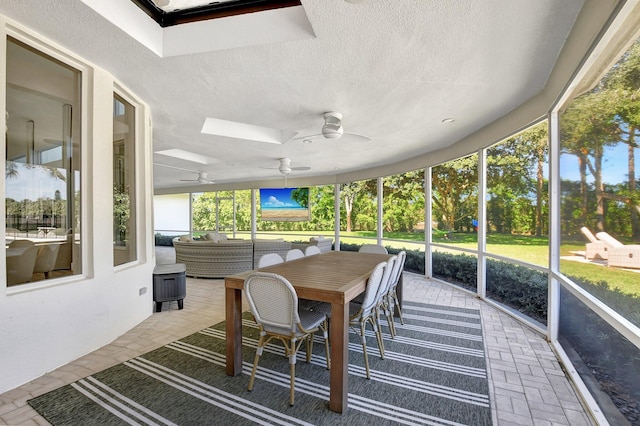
[0,17,156,394]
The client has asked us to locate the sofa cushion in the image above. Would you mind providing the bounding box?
[204,232,228,242]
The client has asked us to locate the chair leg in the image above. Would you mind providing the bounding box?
[369,315,385,360]
[322,320,331,370]
[359,322,371,379]
[248,331,266,392]
[288,338,297,406]
[391,287,404,325]
[305,333,315,363]
[372,307,386,358]
[384,295,397,338]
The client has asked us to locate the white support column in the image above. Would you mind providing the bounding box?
[251,189,257,239]
[377,176,383,246]
[477,149,487,299]
[548,111,560,341]
[425,167,432,278]
[189,192,193,238]
[334,183,341,251]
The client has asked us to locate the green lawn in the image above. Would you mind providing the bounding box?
[243,230,640,297]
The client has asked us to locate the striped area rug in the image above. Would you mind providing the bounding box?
[28,302,492,425]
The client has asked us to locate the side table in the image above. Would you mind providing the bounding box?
[153,263,187,312]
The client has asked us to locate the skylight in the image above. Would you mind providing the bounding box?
[132,0,301,27]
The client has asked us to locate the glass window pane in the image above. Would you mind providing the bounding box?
[382,169,425,252]
[6,37,82,285]
[486,122,549,267]
[113,93,136,266]
[559,37,640,323]
[558,35,640,425]
[559,285,640,424]
[431,154,478,247]
[339,180,377,248]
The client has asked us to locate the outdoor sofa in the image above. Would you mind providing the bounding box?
[172,234,294,278]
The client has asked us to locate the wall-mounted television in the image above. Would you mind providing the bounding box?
[259,187,310,222]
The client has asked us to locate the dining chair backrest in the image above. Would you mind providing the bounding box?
[245,272,299,334]
[6,245,38,285]
[359,244,388,254]
[376,255,397,300]
[359,261,388,314]
[285,249,305,261]
[390,250,406,286]
[304,246,322,256]
[258,253,284,268]
[33,244,60,278]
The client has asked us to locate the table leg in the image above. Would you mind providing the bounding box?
[225,286,243,376]
[329,301,348,413]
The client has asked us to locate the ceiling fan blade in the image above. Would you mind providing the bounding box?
[201,117,296,144]
[154,162,199,173]
[289,133,323,142]
[342,132,372,143]
[289,132,371,143]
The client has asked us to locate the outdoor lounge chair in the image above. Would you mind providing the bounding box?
[596,232,640,269]
[581,227,610,260]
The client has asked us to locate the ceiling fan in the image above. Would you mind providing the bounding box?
[289,111,372,144]
[180,171,214,184]
[154,163,214,184]
[262,158,310,185]
[200,111,371,145]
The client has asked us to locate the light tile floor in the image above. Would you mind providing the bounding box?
[0,247,595,425]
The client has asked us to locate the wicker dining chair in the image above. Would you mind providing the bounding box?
[285,249,305,261]
[385,250,406,337]
[245,272,331,406]
[358,244,388,254]
[304,245,322,256]
[257,253,284,268]
[372,255,397,344]
[349,261,388,379]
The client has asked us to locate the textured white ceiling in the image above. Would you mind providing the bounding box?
[0,0,588,192]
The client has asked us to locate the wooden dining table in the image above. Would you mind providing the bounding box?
[224,250,392,413]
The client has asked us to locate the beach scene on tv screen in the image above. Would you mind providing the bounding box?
[260,187,310,221]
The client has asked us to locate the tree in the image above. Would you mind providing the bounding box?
[340,180,375,232]
[431,155,478,235]
[561,89,621,231]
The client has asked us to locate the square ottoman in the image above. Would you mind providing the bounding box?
[153,263,186,312]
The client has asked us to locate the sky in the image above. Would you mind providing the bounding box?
[559,143,639,184]
[5,163,68,202]
[259,187,305,210]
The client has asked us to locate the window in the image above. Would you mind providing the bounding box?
[5,36,82,285]
[486,121,549,267]
[430,155,479,288]
[113,93,136,266]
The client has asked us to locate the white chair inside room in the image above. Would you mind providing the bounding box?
[33,244,60,279]
[348,261,388,379]
[8,239,35,248]
[6,244,38,286]
[285,249,305,262]
[304,246,322,256]
[358,244,388,254]
[258,253,284,268]
[245,272,331,406]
